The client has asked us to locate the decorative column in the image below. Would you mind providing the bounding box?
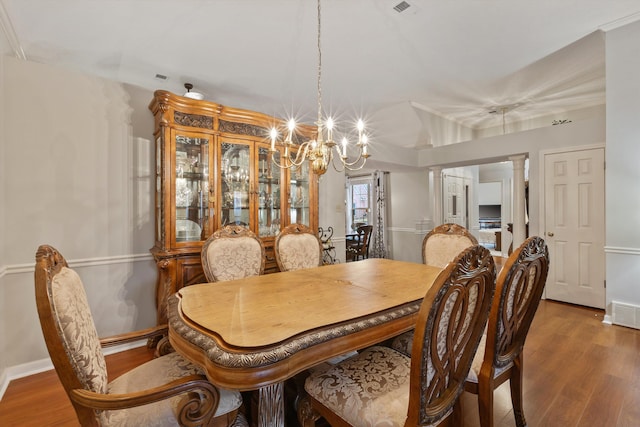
[431,166,443,226]
[509,155,527,250]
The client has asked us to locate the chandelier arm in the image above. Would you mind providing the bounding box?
[332,156,368,172]
[270,143,310,169]
[328,145,367,167]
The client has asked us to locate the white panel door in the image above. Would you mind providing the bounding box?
[443,175,468,227]
[544,148,605,309]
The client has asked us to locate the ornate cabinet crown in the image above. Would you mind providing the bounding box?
[149,91,318,324]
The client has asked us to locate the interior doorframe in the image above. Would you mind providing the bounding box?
[538,142,606,302]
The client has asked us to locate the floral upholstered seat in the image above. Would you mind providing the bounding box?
[301,245,497,427]
[35,244,247,427]
[201,224,265,282]
[275,223,323,271]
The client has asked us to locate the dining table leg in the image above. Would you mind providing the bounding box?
[258,382,285,427]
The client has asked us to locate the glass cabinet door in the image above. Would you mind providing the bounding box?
[174,133,210,243]
[220,141,251,227]
[257,147,282,237]
[289,155,311,226]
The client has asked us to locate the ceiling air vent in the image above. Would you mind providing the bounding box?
[393,1,411,13]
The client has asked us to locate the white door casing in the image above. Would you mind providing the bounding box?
[543,147,605,309]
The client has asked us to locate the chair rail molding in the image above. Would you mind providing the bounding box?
[388,226,425,235]
[604,246,640,255]
[1,253,154,277]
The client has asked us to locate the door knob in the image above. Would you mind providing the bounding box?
[547,231,554,237]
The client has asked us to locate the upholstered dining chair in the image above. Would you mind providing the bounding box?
[422,223,478,267]
[345,224,373,262]
[464,236,549,427]
[300,245,497,427]
[275,223,323,272]
[389,223,479,358]
[201,224,265,282]
[34,244,247,427]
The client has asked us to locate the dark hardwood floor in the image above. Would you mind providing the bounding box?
[1,300,639,426]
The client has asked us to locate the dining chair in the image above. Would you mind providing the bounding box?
[422,223,479,267]
[345,224,373,262]
[201,224,265,282]
[464,236,549,427]
[300,245,497,427]
[275,223,323,271]
[34,244,247,427]
[390,223,478,357]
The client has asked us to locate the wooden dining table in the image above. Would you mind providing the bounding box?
[167,258,442,427]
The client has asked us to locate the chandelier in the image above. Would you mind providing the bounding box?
[269,0,370,176]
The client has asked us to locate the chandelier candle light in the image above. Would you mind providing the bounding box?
[269,0,370,175]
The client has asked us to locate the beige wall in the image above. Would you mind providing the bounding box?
[0,27,8,380]
[605,19,640,313]
[318,167,347,262]
[0,57,157,374]
[387,169,430,264]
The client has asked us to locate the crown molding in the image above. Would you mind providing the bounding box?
[599,11,640,32]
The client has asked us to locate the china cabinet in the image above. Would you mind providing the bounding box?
[149,91,318,324]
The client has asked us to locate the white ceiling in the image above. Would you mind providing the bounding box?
[2,0,640,148]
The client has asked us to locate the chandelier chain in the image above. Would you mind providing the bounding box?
[268,0,370,175]
[316,0,322,124]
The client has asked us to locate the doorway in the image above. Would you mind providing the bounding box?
[443,174,471,228]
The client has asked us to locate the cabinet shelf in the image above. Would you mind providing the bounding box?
[258,177,280,184]
[178,172,207,180]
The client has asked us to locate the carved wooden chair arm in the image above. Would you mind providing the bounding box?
[99,324,169,348]
[70,374,220,423]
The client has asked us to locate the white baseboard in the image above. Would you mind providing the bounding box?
[0,340,147,401]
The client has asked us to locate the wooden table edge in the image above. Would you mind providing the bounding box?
[167,292,421,390]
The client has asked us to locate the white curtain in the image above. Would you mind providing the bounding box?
[370,170,389,258]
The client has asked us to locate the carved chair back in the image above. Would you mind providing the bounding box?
[406,245,496,425]
[35,245,108,426]
[422,223,478,267]
[301,245,496,426]
[487,236,549,371]
[201,224,265,282]
[275,223,323,272]
[465,236,549,427]
[35,245,247,426]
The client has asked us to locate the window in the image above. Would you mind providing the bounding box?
[346,179,371,232]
